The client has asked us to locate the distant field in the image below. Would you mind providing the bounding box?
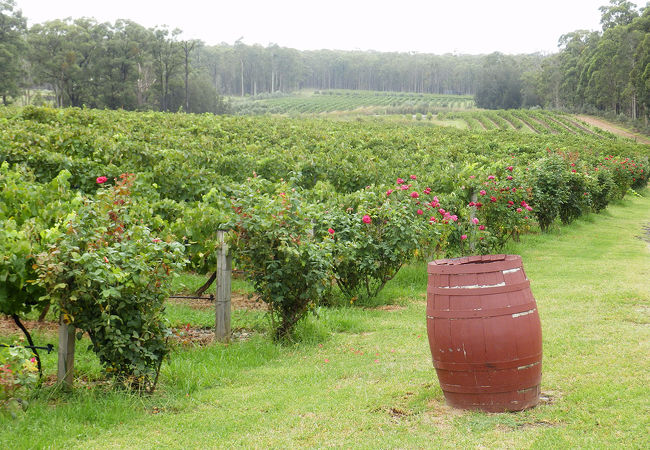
[232,90,475,115]
[436,110,614,139]
[231,90,648,143]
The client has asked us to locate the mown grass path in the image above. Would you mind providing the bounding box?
[577,115,650,145]
[2,193,649,449]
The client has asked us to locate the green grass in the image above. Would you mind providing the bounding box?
[1,193,649,448]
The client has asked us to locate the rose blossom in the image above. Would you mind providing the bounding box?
[362,215,372,224]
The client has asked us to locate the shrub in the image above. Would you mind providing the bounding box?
[529,156,570,231]
[0,344,38,413]
[588,169,616,213]
[35,174,186,392]
[229,178,333,340]
[467,168,533,248]
[558,171,591,225]
[0,163,79,373]
[323,178,452,301]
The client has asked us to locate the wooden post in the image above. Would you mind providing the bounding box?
[57,314,75,389]
[215,230,232,342]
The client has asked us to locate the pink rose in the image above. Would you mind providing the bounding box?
[479,225,485,231]
[396,178,405,185]
[417,209,423,215]
[461,235,467,240]
[507,166,514,171]
[472,218,479,225]
[96,176,108,184]
[479,190,487,196]
[410,191,419,199]
[490,196,497,202]
[487,175,495,180]
[362,215,372,224]
[506,175,513,180]
[328,228,335,235]
[386,189,393,196]
[516,208,523,212]
[410,175,417,180]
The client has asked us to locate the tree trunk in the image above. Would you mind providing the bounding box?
[240,59,244,96]
[185,53,190,112]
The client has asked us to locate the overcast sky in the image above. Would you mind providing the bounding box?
[15,0,621,55]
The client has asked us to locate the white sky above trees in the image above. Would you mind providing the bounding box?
[16,0,619,55]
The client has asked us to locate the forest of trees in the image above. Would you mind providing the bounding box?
[0,0,648,124]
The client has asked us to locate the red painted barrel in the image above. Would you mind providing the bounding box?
[426,254,542,412]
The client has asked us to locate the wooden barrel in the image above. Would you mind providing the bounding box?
[426,254,542,412]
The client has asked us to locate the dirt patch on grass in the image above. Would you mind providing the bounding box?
[170,326,257,346]
[423,397,466,430]
[0,316,59,336]
[495,419,563,432]
[639,223,650,243]
[515,419,563,430]
[373,304,406,311]
[167,293,267,311]
[539,390,562,405]
[576,115,650,144]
